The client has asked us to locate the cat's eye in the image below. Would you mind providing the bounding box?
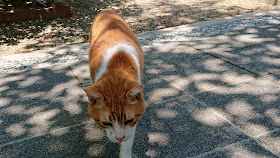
[101,122,112,127]
[124,119,134,125]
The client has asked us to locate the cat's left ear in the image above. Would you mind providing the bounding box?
[83,86,104,106]
[126,84,144,100]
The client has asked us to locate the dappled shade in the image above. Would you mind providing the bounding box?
[0,9,280,157]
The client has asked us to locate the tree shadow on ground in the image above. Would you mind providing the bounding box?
[0,10,279,158]
[133,22,280,157]
[0,63,120,157]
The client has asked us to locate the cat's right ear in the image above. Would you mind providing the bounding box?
[83,86,104,105]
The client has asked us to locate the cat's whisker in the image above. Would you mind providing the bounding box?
[101,138,110,146]
[104,139,109,145]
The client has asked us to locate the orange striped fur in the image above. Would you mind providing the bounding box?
[83,10,146,153]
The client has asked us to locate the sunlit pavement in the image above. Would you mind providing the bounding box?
[0,8,280,158]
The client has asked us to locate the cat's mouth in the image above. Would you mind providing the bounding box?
[107,136,130,144]
[110,139,122,144]
[105,124,135,144]
[109,135,130,144]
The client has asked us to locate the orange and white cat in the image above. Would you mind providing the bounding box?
[83,9,146,158]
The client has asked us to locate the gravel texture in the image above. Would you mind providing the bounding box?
[0,0,276,56]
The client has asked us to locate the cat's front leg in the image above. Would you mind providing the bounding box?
[119,125,136,158]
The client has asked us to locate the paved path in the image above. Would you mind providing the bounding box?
[0,8,280,158]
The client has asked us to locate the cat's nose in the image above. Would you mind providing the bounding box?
[115,135,125,142]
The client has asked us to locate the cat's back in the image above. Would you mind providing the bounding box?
[88,9,144,83]
[89,10,132,46]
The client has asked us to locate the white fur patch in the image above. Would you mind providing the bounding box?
[94,43,141,83]
[105,121,135,144]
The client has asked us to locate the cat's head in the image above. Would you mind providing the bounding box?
[83,80,146,144]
